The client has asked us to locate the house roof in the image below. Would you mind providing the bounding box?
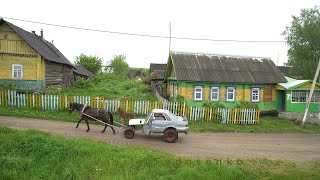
[0,19,73,67]
[73,65,94,77]
[277,76,320,90]
[150,63,167,72]
[167,51,287,84]
[150,63,167,80]
[277,66,292,77]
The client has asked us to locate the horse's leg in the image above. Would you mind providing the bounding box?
[85,119,90,132]
[76,117,84,128]
[101,124,107,133]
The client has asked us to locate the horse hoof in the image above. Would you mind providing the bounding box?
[101,131,105,133]
[86,130,90,132]
[113,132,116,135]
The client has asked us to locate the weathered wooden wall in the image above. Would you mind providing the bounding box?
[45,61,73,87]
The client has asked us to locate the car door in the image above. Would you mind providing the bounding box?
[151,113,168,133]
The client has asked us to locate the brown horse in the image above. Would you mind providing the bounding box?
[117,107,134,124]
[69,102,115,134]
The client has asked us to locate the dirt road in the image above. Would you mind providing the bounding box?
[1,116,319,161]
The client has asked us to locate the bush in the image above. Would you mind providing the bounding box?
[202,101,226,108]
[72,78,93,89]
[236,102,259,109]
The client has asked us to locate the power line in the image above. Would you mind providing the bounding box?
[2,16,286,43]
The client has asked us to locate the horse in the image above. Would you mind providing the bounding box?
[117,107,134,124]
[69,102,115,134]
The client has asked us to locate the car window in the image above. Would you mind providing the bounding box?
[164,114,171,121]
[154,113,166,120]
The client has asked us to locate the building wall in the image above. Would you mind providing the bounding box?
[285,90,320,113]
[0,23,45,91]
[166,80,279,110]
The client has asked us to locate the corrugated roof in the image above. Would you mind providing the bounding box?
[170,52,287,83]
[150,63,167,72]
[1,19,73,66]
[150,63,167,80]
[74,65,94,77]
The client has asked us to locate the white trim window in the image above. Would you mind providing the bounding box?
[12,64,23,79]
[292,90,320,103]
[211,86,220,101]
[194,86,203,101]
[226,86,235,102]
[252,88,260,102]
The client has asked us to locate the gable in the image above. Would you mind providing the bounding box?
[0,23,39,56]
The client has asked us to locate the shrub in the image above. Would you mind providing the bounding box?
[236,102,259,109]
[72,78,93,89]
[202,101,226,108]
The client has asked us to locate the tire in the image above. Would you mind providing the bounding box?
[124,128,135,139]
[164,129,178,143]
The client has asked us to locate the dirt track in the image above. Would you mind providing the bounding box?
[1,116,320,161]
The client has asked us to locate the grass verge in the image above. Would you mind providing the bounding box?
[0,126,319,179]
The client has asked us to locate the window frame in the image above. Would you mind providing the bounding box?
[194,85,203,101]
[251,87,260,102]
[226,86,236,102]
[210,86,220,101]
[291,90,320,103]
[12,64,23,79]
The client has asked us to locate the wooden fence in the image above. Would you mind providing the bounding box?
[0,90,260,124]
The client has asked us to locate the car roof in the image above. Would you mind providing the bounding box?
[151,109,170,113]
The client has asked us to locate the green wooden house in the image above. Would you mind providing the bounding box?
[165,51,287,110]
[276,77,320,113]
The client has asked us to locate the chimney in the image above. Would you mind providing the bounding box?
[31,30,35,34]
[40,29,43,38]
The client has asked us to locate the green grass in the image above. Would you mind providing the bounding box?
[189,116,320,134]
[1,106,320,134]
[0,126,319,179]
[47,73,157,101]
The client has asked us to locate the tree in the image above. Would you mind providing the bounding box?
[75,54,103,74]
[109,55,129,77]
[282,5,320,79]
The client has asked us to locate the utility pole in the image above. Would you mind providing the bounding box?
[302,58,320,126]
[169,21,172,53]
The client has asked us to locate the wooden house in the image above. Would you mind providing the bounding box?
[165,52,287,110]
[276,77,320,113]
[149,63,167,95]
[0,19,74,92]
[73,65,94,80]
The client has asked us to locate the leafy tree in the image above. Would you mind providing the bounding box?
[282,5,320,79]
[109,55,129,77]
[75,54,103,74]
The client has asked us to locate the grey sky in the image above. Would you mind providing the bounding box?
[1,0,319,68]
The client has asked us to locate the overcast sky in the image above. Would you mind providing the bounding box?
[1,0,319,68]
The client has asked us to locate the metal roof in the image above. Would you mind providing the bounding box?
[170,52,287,84]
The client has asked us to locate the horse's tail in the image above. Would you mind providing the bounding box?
[108,111,114,125]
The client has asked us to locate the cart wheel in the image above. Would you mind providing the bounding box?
[164,129,177,143]
[124,129,135,139]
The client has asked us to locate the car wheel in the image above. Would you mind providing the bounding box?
[164,129,177,143]
[124,128,135,139]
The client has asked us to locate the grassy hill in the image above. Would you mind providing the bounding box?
[48,73,157,101]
